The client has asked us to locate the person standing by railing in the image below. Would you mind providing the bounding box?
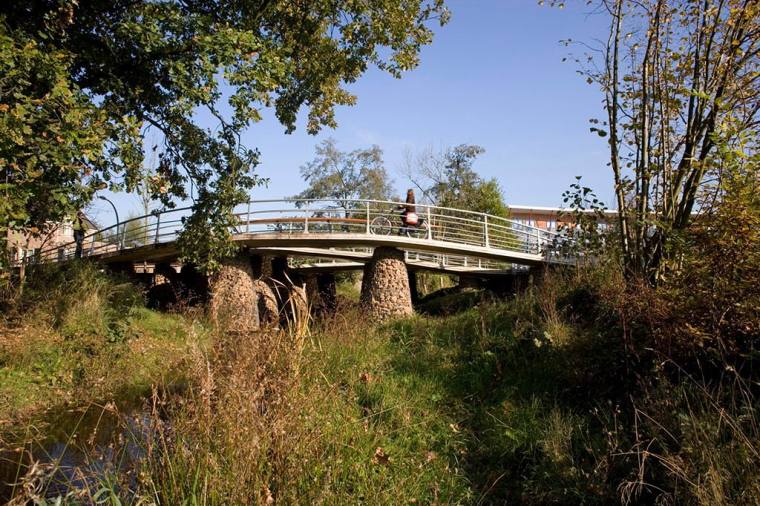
[73,210,86,258]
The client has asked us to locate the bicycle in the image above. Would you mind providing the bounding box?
[370,214,428,239]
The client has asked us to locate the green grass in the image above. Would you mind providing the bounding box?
[293,315,472,504]
[136,295,614,505]
[3,265,757,505]
[0,262,208,424]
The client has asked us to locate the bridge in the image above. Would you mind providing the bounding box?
[28,199,571,323]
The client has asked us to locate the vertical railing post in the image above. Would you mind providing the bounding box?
[119,222,126,250]
[154,213,161,244]
[484,215,490,248]
[246,200,251,234]
[304,200,310,233]
[365,202,371,234]
[427,206,432,240]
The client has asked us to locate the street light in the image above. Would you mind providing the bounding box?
[97,195,121,249]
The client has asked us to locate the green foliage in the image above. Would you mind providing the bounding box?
[555,176,609,257]
[558,0,759,281]
[404,144,509,217]
[0,0,449,272]
[295,138,394,213]
[0,262,205,421]
[661,135,760,367]
[0,25,114,270]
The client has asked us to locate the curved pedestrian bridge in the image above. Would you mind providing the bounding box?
[31,199,570,273]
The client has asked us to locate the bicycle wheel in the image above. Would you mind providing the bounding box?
[370,216,393,235]
[406,221,428,239]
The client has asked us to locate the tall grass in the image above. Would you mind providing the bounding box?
[138,307,471,504]
[3,262,757,504]
[0,262,206,423]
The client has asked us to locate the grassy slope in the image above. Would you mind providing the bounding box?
[145,297,613,505]
[306,303,608,504]
[3,265,756,505]
[0,263,207,425]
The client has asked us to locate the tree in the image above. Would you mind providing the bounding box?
[555,0,759,283]
[672,132,759,360]
[0,0,449,272]
[402,144,509,217]
[0,25,111,274]
[294,138,394,215]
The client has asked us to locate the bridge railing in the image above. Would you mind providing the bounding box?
[27,198,570,265]
[230,199,560,253]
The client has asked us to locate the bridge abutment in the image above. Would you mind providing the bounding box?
[360,247,413,321]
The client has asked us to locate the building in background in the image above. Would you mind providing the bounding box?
[6,215,98,264]
[507,205,616,232]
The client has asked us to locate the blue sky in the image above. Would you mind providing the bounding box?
[91,1,613,226]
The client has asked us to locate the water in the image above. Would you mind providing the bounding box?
[0,396,156,503]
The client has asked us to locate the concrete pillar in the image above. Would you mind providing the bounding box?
[408,270,419,304]
[360,247,413,321]
[209,256,258,332]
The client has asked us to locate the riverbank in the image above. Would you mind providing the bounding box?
[2,262,757,504]
[0,263,208,425]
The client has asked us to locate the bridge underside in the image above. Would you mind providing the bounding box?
[90,232,544,273]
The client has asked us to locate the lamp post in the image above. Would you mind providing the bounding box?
[97,195,121,248]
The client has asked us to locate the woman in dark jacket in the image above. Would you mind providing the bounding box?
[398,189,419,235]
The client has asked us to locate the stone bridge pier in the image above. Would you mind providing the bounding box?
[209,253,316,332]
[209,247,416,328]
[208,255,260,332]
[360,247,413,321]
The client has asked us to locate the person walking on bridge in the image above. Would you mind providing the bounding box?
[73,210,86,259]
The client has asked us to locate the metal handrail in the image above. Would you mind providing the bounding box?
[25,198,573,267]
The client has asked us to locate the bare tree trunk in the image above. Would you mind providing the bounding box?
[606,0,633,275]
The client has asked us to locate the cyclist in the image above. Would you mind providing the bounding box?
[397,189,419,236]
